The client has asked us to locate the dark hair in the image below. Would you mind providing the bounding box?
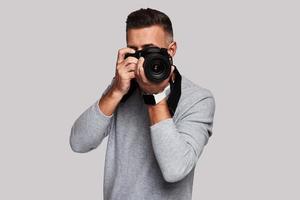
[126,8,173,41]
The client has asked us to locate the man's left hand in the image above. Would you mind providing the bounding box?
[135,57,175,94]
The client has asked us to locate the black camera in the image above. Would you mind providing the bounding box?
[124,46,173,83]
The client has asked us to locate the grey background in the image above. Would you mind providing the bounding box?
[0,0,299,199]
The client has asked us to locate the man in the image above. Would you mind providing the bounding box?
[70,8,216,200]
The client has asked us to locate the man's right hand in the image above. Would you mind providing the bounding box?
[111,47,139,97]
[98,47,138,117]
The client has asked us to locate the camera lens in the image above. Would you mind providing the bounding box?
[151,61,165,74]
[144,55,171,83]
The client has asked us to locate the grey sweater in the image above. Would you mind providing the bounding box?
[70,74,216,200]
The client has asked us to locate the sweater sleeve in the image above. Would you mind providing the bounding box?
[69,78,115,153]
[149,94,216,183]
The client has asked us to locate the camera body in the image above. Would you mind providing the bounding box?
[124,46,173,83]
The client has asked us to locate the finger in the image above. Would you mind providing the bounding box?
[125,63,137,72]
[124,57,139,66]
[134,64,142,84]
[122,71,135,80]
[136,57,143,78]
[138,57,148,83]
[117,47,135,64]
[127,71,135,79]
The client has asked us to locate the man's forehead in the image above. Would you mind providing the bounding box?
[126,25,168,49]
[127,25,165,34]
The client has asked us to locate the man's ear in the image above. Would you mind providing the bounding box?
[167,41,177,57]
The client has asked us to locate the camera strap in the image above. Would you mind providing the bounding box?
[167,65,181,117]
[120,65,182,117]
[120,79,138,103]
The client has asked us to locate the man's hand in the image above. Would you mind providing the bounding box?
[98,47,139,116]
[111,47,139,97]
[135,57,175,94]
